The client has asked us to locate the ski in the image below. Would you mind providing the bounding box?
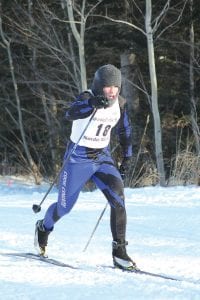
[127,267,180,281]
[100,265,180,281]
[0,252,190,282]
[1,252,79,269]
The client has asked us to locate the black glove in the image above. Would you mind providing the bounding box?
[89,95,109,109]
[119,157,131,181]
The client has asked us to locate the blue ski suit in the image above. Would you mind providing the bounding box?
[43,91,132,242]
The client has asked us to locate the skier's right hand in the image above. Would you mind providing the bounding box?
[89,95,109,109]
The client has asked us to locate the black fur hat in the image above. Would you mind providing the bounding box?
[91,64,121,95]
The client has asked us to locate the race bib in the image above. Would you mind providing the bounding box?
[70,100,120,148]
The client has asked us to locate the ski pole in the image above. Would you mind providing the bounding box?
[32,108,97,213]
[83,203,108,252]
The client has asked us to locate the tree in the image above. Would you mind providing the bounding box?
[1,0,200,186]
[0,1,76,178]
[101,0,166,185]
[61,0,104,91]
[145,0,165,185]
[189,0,200,153]
[0,3,41,184]
[61,0,86,91]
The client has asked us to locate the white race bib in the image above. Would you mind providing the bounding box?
[70,99,120,148]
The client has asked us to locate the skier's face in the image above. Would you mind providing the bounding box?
[103,86,119,106]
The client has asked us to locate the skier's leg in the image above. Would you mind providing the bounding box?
[92,161,126,241]
[43,160,95,229]
[35,160,95,255]
[92,161,137,270]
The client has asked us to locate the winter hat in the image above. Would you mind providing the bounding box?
[91,64,121,96]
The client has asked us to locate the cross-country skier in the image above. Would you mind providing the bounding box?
[34,64,137,270]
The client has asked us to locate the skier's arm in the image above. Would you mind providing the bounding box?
[65,92,108,121]
[65,92,94,121]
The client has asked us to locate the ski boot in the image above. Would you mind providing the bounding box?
[34,219,52,257]
[112,240,137,271]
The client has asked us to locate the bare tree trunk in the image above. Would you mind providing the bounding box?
[27,0,34,27]
[145,0,165,186]
[0,8,41,184]
[62,0,87,91]
[120,52,140,112]
[40,88,60,176]
[68,32,80,88]
[189,0,200,153]
[120,51,141,153]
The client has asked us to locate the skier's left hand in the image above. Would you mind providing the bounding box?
[119,157,131,181]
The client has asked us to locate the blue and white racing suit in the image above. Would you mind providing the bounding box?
[43,92,132,241]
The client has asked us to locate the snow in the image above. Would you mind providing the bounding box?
[0,176,200,300]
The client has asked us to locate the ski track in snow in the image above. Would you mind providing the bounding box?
[0,176,200,300]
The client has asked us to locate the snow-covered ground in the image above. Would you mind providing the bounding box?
[0,176,200,300]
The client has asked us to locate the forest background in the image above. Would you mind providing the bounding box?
[0,0,200,188]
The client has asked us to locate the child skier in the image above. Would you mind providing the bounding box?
[34,64,137,270]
